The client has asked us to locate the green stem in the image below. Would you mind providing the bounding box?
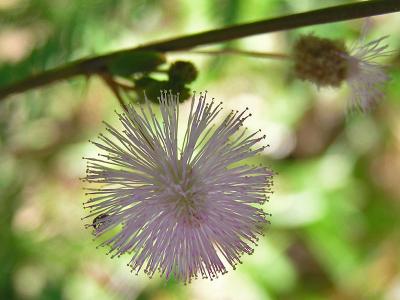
[100,74,128,112]
[185,49,290,60]
[0,0,398,100]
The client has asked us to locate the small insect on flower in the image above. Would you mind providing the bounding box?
[82,91,274,283]
[293,21,391,113]
[91,213,110,235]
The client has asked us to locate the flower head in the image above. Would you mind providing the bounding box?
[293,26,390,113]
[83,91,273,283]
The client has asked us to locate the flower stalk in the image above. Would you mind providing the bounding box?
[184,49,290,60]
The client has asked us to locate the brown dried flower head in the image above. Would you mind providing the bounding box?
[293,35,348,87]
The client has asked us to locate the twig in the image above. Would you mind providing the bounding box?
[0,0,398,100]
[100,74,128,111]
[185,49,290,60]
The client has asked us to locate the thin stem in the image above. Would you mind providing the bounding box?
[185,49,290,60]
[100,74,128,112]
[0,0,398,100]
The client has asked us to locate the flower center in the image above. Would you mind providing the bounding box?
[172,183,203,224]
[164,165,205,226]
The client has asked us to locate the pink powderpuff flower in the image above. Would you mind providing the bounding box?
[83,91,274,283]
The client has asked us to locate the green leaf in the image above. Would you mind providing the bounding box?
[107,51,166,77]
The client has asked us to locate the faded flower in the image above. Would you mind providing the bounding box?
[343,35,390,112]
[293,26,391,112]
[83,91,274,283]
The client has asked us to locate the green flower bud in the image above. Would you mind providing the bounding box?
[135,77,191,103]
[168,61,198,84]
[135,77,167,103]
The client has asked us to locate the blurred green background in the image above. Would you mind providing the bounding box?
[1,1,400,299]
